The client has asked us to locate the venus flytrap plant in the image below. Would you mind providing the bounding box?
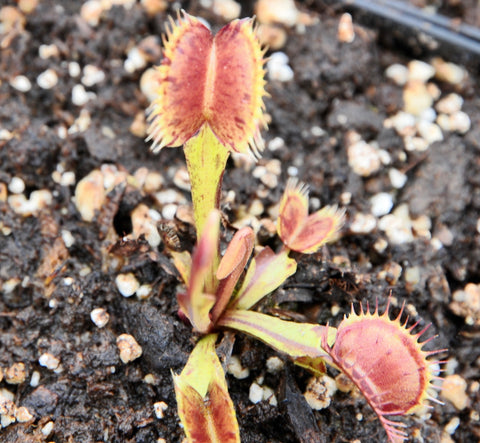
[146,11,445,443]
[171,207,339,443]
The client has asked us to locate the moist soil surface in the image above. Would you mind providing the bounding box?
[1,1,480,442]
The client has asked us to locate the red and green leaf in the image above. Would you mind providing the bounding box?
[211,227,255,323]
[228,247,296,311]
[322,301,445,443]
[218,310,336,367]
[177,210,220,333]
[147,13,211,151]
[278,179,345,253]
[173,334,240,443]
[147,12,267,156]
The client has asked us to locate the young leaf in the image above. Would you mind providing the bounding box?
[321,300,445,443]
[278,178,345,253]
[173,334,240,443]
[211,227,255,323]
[228,247,297,311]
[218,309,336,364]
[178,211,220,333]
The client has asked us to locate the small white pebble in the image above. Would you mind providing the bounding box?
[389,168,407,189]
[373,237,388,253]
[287,166,298,177]
[388,111,416,136]
[72,84,92,106]
[41,421,54,436]
[144,171,164,193]
[39,44,59,59]
[15,406,33,423]
[266,356,284,373]
[82,64,105,87]
[265,158,282,175]
[268,136,285,151]
[124,46,147,73]
[378,148,391,165]
[404,135,429,152]
[8,190,53,217]
[267,52,294,82]
[212,0,241,21]
[1,413,15,428]
[262,385,277,406]
[140,68,161,102]
[68,109,92,133]
[436,113,451,132]
[8,176,25,194]
[5,362,27,384]
[340,191,351,205]
[0,129,13,141]
[0,388,14,403]
[260,172,278,189]
[61,229,75,248]
[144,373,157,384]
[449,111,471,134]
[10,75,32,92]
[403,80,433,116]
[304,376,337,410]
[416,120,443,144]
[60,171,76,186]
[63,276,74,286]
[441,374,469,409]
[408,60,435,82]
[80,0,104,26]
[136,284,152,300]
[115,273,140,297]
[370,192,393,217]
[444,416,460,435]
[131,204,161,248]
[117,334,142,363]
[68,61,81,78]
[154,189,187,205]
[378,203,414,244]
[252,165,267,179]
[39,353,60,370]
[154,401,168,419]
[74,169,105,221]
[337,13,354,43]
[161,203,178,220]
[30,370,41,387]
[405,266,420,287]
[419,107,436,123]
[249,382,264,404]
[427,82,442,101]
[350,213,376,234]
[435,93,463,115]
[432,58,466,85]
[37,69,58,89]
[385,63,408,86]
[255,0,299,27]
[2,278,20,294]
[90,308,110,328]
[227,355,250,379]
[347,140,381,177]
